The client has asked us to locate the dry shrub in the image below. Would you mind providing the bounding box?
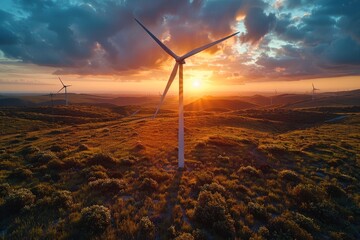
[20,145,40,156]
[201,182,226,195]
[8,167,33,180]
[175,233,194,240]
[89,178,126,195]
[31,151,57,164]
[194,190,235,238]
[79,205,111,236]
[247,202,269,221]
[4,188,35,213]
[137,216,155,240]
[49,145,62,152]
[78,143,89,151]
[267,216,313,240]
[239,166,261,177]
[291,184,325,203]
[144,169,170,183]
[323,183,347,200]
[140,178,158,192]
[195,171,214,187]
[279,169,301,183]
[87,153,118,168]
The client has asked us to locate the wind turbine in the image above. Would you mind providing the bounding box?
[57,77,71,106]
[135,18,239,168]
[312,83,319,101]
[48,92,54,107]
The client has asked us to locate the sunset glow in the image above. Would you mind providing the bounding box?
[0,0,359,94]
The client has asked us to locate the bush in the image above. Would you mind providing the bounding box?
[238,166,260,177]
[119,158,135,166]
[137,216,155,240]
[87,153,118,168]
[89,178,125,195]
[195,171,214,187]
[194,190,235,238]
[302,201,339,224]
[175,233,194,240]
[8,168,33,180]
[82,165,108,181]
[47,159,66,171]
[4,188,35,213]
[145,169,171,183]
[140,178,158,192]
[78,144,89,151]
[79,205,111,236]
[279,170,301,183]
[267,216,313,240]
[0,183,10,197]
[201,183,226,195]
[49,145,62,152]
[291,212,320,233]
[192,229,207,240]
[51,190,73,209]
[31,184,54,198]
[292,184,324,203]
[247,202,269,221]
[31,151,57,164]
[20,145,40,156]
[238,225,253,240]
[324,183,347,200]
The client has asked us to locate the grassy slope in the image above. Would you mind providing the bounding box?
[0,105,359,239]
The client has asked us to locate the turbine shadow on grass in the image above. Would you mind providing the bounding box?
[158,169,185,239]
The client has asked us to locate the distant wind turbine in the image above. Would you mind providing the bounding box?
[312,83,319,101]
[270,89,277,106]
[48,92,54,107]
[135,18,239,168]
[57,77,71,106]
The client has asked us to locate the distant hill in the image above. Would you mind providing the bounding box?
[0,98,34,107]
[283,90,360,108]
[185,97,257,111]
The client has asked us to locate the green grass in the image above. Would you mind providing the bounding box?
[0,105,359,239]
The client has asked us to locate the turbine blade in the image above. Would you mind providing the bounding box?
[154,62,179,118]
[312,83,315,89]
[135,18,178,59]
[181,31,239,60]
[59,77,65,87]
[57,87,65,93]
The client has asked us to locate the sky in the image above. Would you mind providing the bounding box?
[0,0,359,95]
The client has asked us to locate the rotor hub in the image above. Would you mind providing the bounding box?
[176,58,186,64]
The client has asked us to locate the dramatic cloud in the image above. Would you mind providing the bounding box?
[241,7,276,43]
[0,0,359,82]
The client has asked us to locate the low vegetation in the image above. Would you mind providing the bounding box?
[0,105,359,239]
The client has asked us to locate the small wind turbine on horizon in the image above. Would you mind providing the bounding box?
[135,18,239,169]
[47,92,54,107]
[270,89,277,105]
[312,83,319,101]
[57,77,71,106]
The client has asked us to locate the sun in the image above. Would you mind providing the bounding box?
[192,80,201,89]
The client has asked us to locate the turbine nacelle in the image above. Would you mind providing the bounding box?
[176,58,186,64]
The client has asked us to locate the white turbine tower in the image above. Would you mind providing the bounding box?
[135,18,239,169]
[312,83,319,101]
[57,77,71,106]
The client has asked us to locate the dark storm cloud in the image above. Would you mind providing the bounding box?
[0,0,274,76]
[253,0,360,80]
[241,7,276,43]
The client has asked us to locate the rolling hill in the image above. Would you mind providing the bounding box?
[185,97,258,111]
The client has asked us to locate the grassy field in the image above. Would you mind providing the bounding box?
[0,102,359,239]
